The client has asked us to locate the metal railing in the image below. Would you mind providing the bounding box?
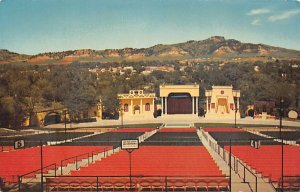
[60,152,90,175]
[44,175,230,192]
[209,139,259,192]
[18,163,57,192]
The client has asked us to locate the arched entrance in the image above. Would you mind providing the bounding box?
[44,112,61,126]
[133,105,140,114]
[167,93,192,114]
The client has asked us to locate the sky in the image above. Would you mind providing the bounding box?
[0,0,299,54]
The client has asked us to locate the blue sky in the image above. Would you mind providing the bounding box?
[0,0,299,54]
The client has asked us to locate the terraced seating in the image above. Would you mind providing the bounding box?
[204,128,279,146]
[203,128,245,133]
[45,146,229,191]
[224,145,300,190]
[0,146,111,183]
[142,128,201,146]
[46,176,229,192]
[112,128,155,133]
[0,132,93,148]
[260,131,300,141]
[60,129,153,147]
[159,128,197,132]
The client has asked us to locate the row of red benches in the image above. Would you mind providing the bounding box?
[71,146,223,177]
[158,128,197,133]
[203,128,244,133]
[224,145,300,182]
[112,128,155,133]
[0,146,111,183]
[46,176,229,192]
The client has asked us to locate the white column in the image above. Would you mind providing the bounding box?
[131,99,133,115]
[192,97,195,114]
[140,99,143,115]
[196,97,199,115]
[161,97,164,115]
[152,98,155,113]
[237,97,240,110]
[206,97,209,112]
[165,97,168,114]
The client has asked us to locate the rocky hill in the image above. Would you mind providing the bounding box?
[1,36,300,64]
[0,49,30,64]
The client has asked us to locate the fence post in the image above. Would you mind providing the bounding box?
[165,176,168,192]
[236,160,238,174]
[96,176,99,192]
[92,151,94,162]
[233,156,236,172]
[60,160,63,175]
[255,176,258,192]
[75,156,78,170]
[18,176,21,192]
[54,164,56,177]
[243,166,246,183]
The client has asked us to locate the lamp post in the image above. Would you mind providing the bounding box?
[120,108,124,129]
[229,139,232,192]
[234,101,238,128]
[64,110,67,142]
[279,98,284,192]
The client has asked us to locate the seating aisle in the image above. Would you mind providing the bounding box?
[46,127,230,191]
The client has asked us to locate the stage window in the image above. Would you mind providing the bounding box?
[124,104,129,112]
[145,103,150,111]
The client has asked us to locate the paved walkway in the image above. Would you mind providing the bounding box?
[45,115,300,129]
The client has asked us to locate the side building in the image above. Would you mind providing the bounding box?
[118,90,156,119]
[205,85,240,119]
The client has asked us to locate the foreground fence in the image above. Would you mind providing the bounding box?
[45,175,230,192]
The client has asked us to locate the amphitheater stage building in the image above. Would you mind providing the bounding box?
[118,90,156,119]
[159,84,200,116]
[205,85,241,119]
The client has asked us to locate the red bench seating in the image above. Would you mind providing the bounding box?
[224,145,300,188]
[203,128,245,133]
[0,146,111,183]
[159,128,197,133]
[112,128,155,133]
[46,146,229,191]
[46,176,229,192]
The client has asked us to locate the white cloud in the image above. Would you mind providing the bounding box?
[269,9,300,21]
[251,19,261,26]
[247,8,270,16]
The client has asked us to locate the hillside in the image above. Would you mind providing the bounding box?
[0,49,30,64]
[1,36,300,64]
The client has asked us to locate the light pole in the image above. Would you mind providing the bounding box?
[234,101,238,128]
[120,108,124,128]
[229,139,232,192]
[234,108,238,128]
[64,110,67,142]
[279,98,284,192]
[121,140,139,192]
[40,140,43,192]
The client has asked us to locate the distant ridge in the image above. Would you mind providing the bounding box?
[1,36,300,64]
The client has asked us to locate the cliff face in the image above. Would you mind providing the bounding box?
[1,36,300,64]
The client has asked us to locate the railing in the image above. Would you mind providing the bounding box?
[208,139,259,192]
[90,147,109,162]
[45,175,230,192]
[60,152,90,175]
[0,145,14,152]
[276,175,300,191]
[18,163,57,192]
[235,159,258,192]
